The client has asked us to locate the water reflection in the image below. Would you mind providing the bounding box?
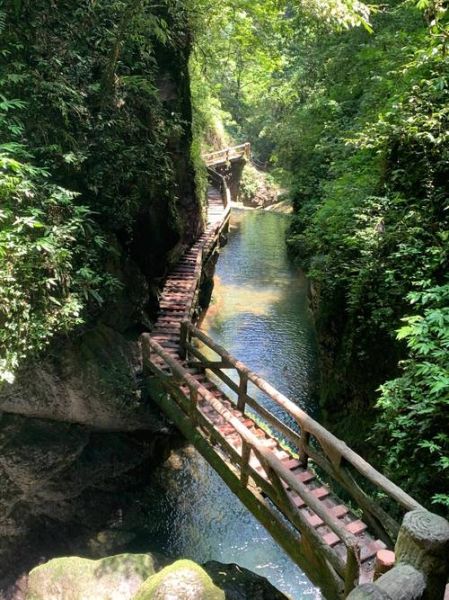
[144,209,321,599]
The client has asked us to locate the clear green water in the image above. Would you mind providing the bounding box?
[144,209,321,599]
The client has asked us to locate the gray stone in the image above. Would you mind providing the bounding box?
[203,561,288,599]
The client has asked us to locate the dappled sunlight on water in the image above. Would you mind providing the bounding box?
[204,276,284,320]
[143,209,321,599]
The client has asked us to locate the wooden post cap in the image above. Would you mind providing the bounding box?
[396,509,449,599]
[373,549,395,581]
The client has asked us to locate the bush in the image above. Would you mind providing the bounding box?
[0,149,115,383]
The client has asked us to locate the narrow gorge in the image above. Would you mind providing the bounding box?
[1,1,449,599]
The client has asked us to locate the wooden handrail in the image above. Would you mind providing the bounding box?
[207,167,231,210]
[182,321,423,517]
[203,143,250,166]
[143,334,361,580]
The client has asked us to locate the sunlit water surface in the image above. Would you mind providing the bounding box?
[142,209,321,599]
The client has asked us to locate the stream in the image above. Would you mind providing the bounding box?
[142,209,321,599]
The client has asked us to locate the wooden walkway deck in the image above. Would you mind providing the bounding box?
[150,185,229,350]
[142,147,422,599]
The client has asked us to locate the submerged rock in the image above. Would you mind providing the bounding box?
[134,559,224,600]
[26,554,159,600]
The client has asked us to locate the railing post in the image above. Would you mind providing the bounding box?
[240,440,251,487]
[395,509,449,599]
[141,333,152,376]
[344,543,361,596]
[298,429,310,468]
[189,385,198,423]
[180,320,189,359]
[237,372,248,412]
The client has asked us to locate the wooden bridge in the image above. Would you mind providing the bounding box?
[203,142,251,167]
[142,145,423,599]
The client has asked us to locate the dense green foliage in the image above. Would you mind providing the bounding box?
[377,284,449,511]
[279,1,449,510]
[189,0,371,156]
[0,145,113,383]
[0,0,198,383]
[191,0,449,512]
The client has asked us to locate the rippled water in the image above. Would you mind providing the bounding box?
[143,209,321,599]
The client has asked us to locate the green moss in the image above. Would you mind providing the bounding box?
[134,559,225,600]
[26,554,157,600]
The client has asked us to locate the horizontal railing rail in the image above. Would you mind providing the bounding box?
[207,167,231,210]
[180,321,423,548]
[203,143,251,166]
[143,334,362,592]
[182,206,230,325]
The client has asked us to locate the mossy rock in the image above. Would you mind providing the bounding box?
[26,553,157,600]
[134,559,225,600]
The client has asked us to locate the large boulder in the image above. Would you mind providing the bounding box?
[134,559,225,600]
[21,553,289,600]
[26,554,158,600]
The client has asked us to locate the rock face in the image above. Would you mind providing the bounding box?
[0,325,162,432]
[0,0,202,588]
[22,554,288,600]
[0,412,178,593]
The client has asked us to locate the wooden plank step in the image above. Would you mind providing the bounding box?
[322,531,340,547]
[218,424,237,436]
[274,449,290,461]
[282,458,302,471]
[346,520,368,535]
[329,505,349,519]
[290,486,329,508]
[252,428,268,438]
[239,418,255,429]
[292,469,316,484]
[303,511,323,528]
[155,341,179,349]
[322,519,369,548]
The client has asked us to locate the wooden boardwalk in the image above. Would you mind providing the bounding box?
[142,146,422,599]
[150,184,229,350]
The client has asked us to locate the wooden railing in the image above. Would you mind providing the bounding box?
[207,167,231,209]
[183,206,231,325]
[144,335,361,593]
[180,322,423,550]
[203,143,251,166]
